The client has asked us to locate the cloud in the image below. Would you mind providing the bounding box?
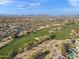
[19,8,26,10]
[58,7,79,15]
[16,4,24,7]
[0,0,13,5]
[16,2,41,9]
[29,3,41,7]
[68,0,79,7]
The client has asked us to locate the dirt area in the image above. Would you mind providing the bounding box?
[14,40,65,59]
[0,36,12,48]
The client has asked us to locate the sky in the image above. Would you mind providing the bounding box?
[0,0,79,16]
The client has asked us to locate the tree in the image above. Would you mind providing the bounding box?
[50,33,56,39]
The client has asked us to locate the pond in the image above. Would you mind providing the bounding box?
[69,51,74,59]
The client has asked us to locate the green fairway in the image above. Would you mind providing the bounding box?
[53,23,79,40]
[0,28,49,56]
[0,22,79,59]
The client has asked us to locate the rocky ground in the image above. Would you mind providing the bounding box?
[14,40,66,59]
[14,38,79,59]
[75,39,79,59]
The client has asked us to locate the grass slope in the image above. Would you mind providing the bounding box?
[0,28,49,56]
[54,23,79,40]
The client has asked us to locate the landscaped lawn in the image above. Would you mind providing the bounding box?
[0,28,49,57]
